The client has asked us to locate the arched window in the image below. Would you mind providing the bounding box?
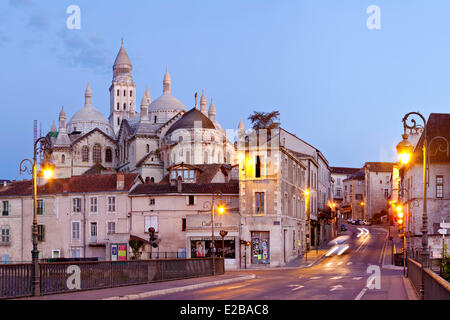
[117,102,119,110]
[130,90,133,97]
[117,118,120,126]
[93,144,102,163]
[82,146,89,162]
[150,177,155,183]
[117,89,119,96]
[154,116,157,124]
[123,90,126,96]
[146,144,150,153]
[145,177,150,184]
[105,148,112,163]
[123,103,126,110]
[61,154,65,163]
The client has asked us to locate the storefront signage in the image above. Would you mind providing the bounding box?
[111,243,127,261]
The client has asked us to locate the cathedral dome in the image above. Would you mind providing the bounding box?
[149,93,186,112]
[67,83,113,136]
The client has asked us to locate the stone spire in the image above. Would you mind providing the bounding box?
[54,106,71,147]
[200,90,207,114]
[140,93,149,121]
[208,97,216,122]
[238,118,245,133]
[163,68,171,94]
[144,85,151,104]
[84,82,93,107]
[50,120,57,132]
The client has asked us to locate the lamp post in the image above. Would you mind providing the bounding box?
[397,112,449,299]
[210,193,225,276]
[19,136,53,297]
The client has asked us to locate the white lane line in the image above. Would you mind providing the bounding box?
[354,287,368,300]
[310,276,322,280]
[330,276,343,280]
[352,277,363,280]
[326,262,333,267]
[288,284,305,291]
[330,285,343,292]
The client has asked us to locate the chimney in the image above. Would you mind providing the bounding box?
[177,176,182,193]
[117,172,125,190]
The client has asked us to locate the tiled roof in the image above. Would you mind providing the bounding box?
[166,163,231,184]
[364,162,395,172]
[130,182,239,195]
[0,173,137,197]
[331,167,361,174]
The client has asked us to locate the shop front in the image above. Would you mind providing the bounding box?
[185,213,240,269]
[250,231,270,264]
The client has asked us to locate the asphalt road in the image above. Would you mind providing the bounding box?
[141,224,408,300]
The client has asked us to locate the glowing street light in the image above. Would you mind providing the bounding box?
[396,133,414,165]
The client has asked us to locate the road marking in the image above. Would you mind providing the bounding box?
[227,284,249,290]
[330,285,343,292]
[352,277,363,280]
[288,284,305,291]
[347,262,353,265]
[337,262,343,266]
[330,276,343,280]
[326,262,333,267]
[310,276,322,280]
[354,287,368,300]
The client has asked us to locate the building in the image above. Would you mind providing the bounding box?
[363,162,396,220]
[46,40,236,183]
[0,173,137,264]
[342,170,365,220]
[237,127,308,267]
[399,113,450,258]
[330,167,360,206]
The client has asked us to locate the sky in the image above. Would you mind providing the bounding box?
[0,0,449,180]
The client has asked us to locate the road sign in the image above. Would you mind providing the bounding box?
[440,222,450,229]
[438,229,447,235]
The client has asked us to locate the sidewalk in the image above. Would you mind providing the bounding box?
[19,272,255,300]
[284,249,328,268]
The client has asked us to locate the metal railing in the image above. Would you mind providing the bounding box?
[0,258,224,299]
[407,258,450,300]
[0,263,33,299]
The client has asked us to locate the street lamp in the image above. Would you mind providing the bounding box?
[210,193,226,276]
[397,112,449,299]
[19,136,54,296]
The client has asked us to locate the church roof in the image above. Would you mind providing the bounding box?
[148,93,186,112]
[165,107,216,136]
[113,41,132,66]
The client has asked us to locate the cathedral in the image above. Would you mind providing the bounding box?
[46,41,237,182]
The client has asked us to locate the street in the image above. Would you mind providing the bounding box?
[143,224,410,300]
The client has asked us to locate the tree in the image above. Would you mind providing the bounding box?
[248,111,280,130]
[129,239,144,260]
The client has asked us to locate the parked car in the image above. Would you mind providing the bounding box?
[347,218,353,224]
[354,219,361,225]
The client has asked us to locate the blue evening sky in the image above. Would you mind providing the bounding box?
[0,0,449,180]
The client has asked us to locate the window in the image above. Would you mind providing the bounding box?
[188,195,195,205]
[72,222,80,240]
[117,118,120,126]
[105,148,112,163]
[107,196,116,212]
[82,146,89,162]
[337,178,341,186]
[72,198,81,213]
[130,90,133,97]
[336,189,341,197]
[123,103,127,110]
[52,250,61,258]
[255,192,265,214]
[117,102,120,110]
[255,156,262,178]
[2,201,9,216]
[355,194,363,200]
[154,116,157,124]
[71,248,81,258]
[107,222,116,234]
[61,154,65,163]
[1,226,10,244]
[90,197,97,213]
[37,225,45,242]
[436,176,444,198]
[117,89,120,96]
[384,189,389,199]
[123,90,126,96]
[150,177,155,183]
[149,198,155,205]
[37,200,44,215]
[93,144,102,163]
[146,144,150,153]
[182,218,186,232]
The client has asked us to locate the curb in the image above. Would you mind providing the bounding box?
[102,274,256,300]
[403,276,419,300]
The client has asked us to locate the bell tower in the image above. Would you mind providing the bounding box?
[109,38,136,135]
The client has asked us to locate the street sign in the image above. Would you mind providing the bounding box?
[440,222,450,229]
[438,229,447,235]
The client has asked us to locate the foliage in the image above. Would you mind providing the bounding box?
[129,239,144,260]
[248,111,280,130]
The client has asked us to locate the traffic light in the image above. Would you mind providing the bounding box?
[396,206,404,233]
[246,241,251,247]
[148,227,159,248]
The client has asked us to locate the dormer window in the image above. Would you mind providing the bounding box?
[171,169,195,182]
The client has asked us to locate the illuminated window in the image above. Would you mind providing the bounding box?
[255,192,265,214]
